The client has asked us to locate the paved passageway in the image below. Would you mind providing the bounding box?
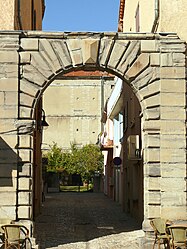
[34,192,144,249]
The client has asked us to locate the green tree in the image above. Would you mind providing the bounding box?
[78,144,104,182]
[44,142,104,184]
[45,142,63,172]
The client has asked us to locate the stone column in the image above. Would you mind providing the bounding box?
[159,40,186,220]
[0,33,20,221]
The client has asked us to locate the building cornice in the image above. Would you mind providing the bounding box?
[118,0,125,32]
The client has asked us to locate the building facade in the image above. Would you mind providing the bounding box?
[0,29,186,248]
[0,1,186,248]
[0,0,45,30]
[115,0,187,233]
[120,0,187,41]
[42,71,114,151]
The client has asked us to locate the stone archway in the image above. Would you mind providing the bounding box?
[0,31,186,234]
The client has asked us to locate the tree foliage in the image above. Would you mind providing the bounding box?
[44,142,104,182]
[45,142,63,172]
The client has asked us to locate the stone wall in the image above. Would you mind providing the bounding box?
[0,31,186,236]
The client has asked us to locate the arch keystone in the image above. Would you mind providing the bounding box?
[82,39,99,64]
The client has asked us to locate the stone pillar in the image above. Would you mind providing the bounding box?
[0,33,20,221]
[159,41,186,220]
[140,36,187,249]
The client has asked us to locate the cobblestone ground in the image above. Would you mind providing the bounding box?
[34,192,145,249]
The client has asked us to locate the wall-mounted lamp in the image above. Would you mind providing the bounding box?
[41,109,49,128]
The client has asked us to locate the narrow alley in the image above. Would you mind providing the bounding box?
[34,192,144,249]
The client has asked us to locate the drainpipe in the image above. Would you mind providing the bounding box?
[17,0,22,30]
[151,0,159,33]
[101,76,105,132]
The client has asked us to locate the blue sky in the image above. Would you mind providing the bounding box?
[43,0,120,32]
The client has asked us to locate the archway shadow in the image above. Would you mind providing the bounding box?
[0,136,22,187]
[34,192,142,249]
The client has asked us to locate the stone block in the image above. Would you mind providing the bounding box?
[144,163,161,176]
[160,67,185,79]
[0,64,18,78]
[161,163,185,180]
[51,40,72,68]
[4,92,17,106]
[145,176,161,191]
[82,39,99,64]
[139,80,160,100]
[18,163,32,177]
[18,206,31,219]
[18,177,32,191]
[142,93,160,109]
[160,148,186,163]
[0,78,18,91]
[67,39,83,66]
[0,36,19,50]
[0,206,16,221]
[172,53,185,66]
[21,38,39,51]
[0,106,18,119]
[160,79,185,93]
[0,192,16,205]
[161,53,173,67]
[0,51,18,63]
[20,79,41,97]
[31,52,54,78]
[160,106,185,120]
[126,53,150,80]
[147,191,161,205]
[161,92,185,106]
[18,149,31,162]
[150,53,160,66]
[147,205,161,219]
[141,40,158,52]
[144,107,160,120]
[20,52,31,64]
[159,41,186,53]
[39,39,62,71]
[161,192,186,206]
[18,192,31,205]
[23,64,46,86]
[132,67,160,91]
[99,37,113,67]
[160,120,185,134]
[161,206,187,221]
[20,93,34,107]
[116,41,140,74]
[19,106,33,119]
[160,134,186,148]
[143,120,160,132]
[144,134,160,148]
[18,135,32,148]
[108,40,129,69]
[161,177,186,192]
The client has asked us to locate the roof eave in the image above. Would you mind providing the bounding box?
[118,0,125,32]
